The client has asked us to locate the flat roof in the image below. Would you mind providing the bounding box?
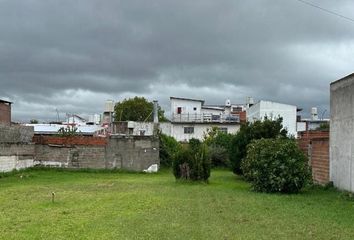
[170,96,205,104]
[331,72,354,86]
[0,99,12,104]
[202,106,224,111]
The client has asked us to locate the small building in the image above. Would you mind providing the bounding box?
[0,99,12,125]
[246,100,297,137]
[168,97,241,142]
[330,73,354,192]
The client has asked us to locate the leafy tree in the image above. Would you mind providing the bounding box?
[204,127,234,168]
[159,132,181,167]
[230,117,288,175]
[241,138,311,193]
[172,138,211,182]
[114,97,167,122]
[316,122,330,131]
[30,119,39,124]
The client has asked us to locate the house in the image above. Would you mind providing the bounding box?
[297,107,330,132]
[0,99,12,125]
[246,100,297,137]
[167,97,242,142]
[330,73,354,192]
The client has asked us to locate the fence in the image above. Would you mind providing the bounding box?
[171,113,240,123]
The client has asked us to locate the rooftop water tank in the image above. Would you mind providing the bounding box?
[104,100,115,113]
[225,99,231,107]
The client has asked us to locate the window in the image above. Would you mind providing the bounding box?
[193,107,197,111]
[232,107,243,112]
[177,107,182,114]
[184,127,194,134]
[218,127,228,134]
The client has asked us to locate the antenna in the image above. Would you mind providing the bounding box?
[56,108,60,122]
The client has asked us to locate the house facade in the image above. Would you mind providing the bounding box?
[167,97,242,141]
[246,100,297,137]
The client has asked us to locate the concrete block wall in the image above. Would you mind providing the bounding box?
[0,124,34,143]
[33,135,159,172]
[106,136,159,171]
[0,124,35,172]
[34,145,106,169]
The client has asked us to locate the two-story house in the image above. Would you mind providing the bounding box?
[166,97,242,142]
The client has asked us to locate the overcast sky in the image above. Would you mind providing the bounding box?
[1,0,353,122]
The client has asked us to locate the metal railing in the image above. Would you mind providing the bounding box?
[171,113,240,123]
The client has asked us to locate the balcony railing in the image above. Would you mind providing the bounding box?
[171,113,240,123]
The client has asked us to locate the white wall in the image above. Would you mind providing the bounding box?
[168,124,240,142]
[200,108,224,115]
[170,98,203,116]
[127,122,155,136]
[0,156,34,172]
[247,101,297,137]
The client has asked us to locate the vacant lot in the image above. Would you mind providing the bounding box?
[0,169,354,240]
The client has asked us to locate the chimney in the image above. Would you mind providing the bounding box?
[153,100,159,123]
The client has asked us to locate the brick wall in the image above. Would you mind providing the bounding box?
[0,102,11,125]
[298,131,330,185]
[32,135,107,146]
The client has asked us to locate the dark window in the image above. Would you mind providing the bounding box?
[218,127,228,134]
[177,107,182,114]
[232,107,243,112]
[193,107,197,111]
[184,127,194,134]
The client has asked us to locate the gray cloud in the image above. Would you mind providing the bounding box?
[0,0,353,121]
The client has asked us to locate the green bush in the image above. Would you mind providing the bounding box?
[208,145,230,168]
[159,133,181,167]
[204,127,234,168]
[172,138,211,181]
[241,138,311,193]
[230,118,288,175]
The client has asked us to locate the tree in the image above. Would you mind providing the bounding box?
[316,122,330,131]
[204,127,234,168]
[230,117,288,175]
[241,138,311,193]
[30,119,39,124]
[114,97,167,122]
[172,138,211,182]
[159,132,181,167]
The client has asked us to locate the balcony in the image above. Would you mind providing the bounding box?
[171,113,240,123]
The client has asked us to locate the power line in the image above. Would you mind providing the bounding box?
[296,0,354,23]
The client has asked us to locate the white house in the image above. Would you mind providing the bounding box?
[110,97,244,142]
[246,100,297,137]
[166,97,242,142]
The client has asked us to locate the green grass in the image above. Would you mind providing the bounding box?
[1,169,354,240]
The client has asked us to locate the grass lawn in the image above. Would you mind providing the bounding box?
[1,169,354,240]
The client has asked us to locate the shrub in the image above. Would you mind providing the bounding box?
[159,133,181,167]
[172,138,211,181]
[208,145,230,168]
[241,138,311,193]
[204,127,234,168]
[230,118,288,175]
